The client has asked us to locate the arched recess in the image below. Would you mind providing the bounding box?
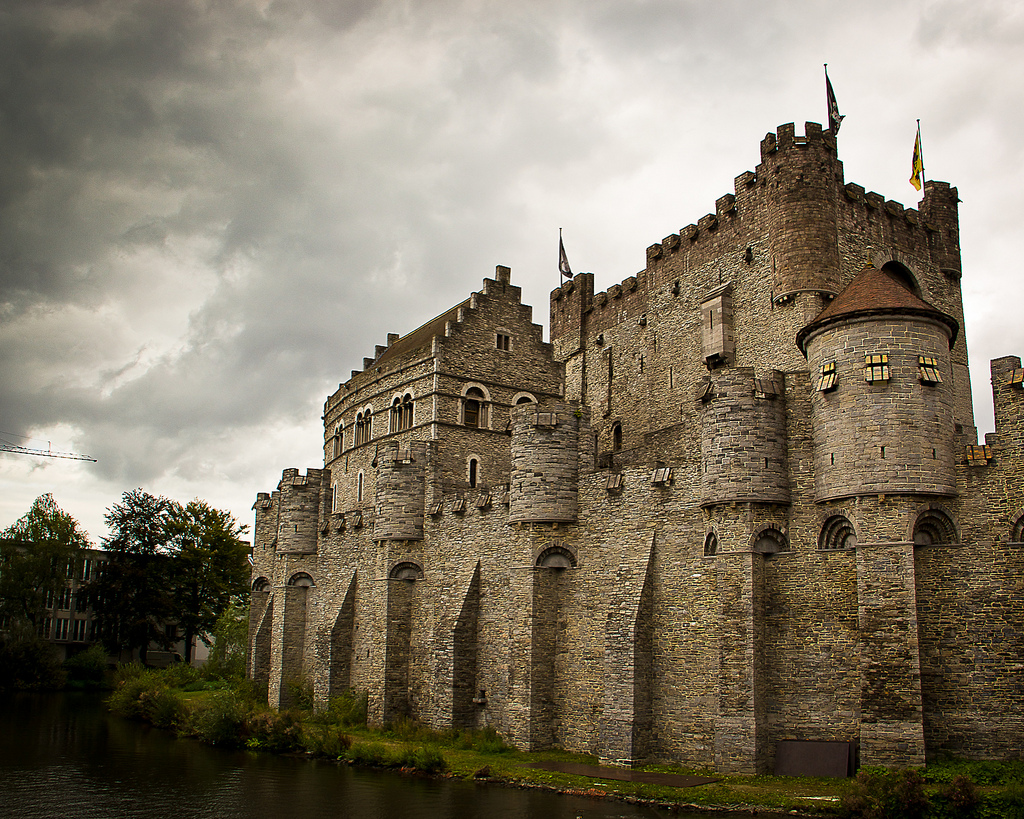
[384,561,422,722]
[704,532,718,556]
[329,573,358,698]
[881,260,923,298]
[249,577,274,697]
[536,545,577,569]
[819,515,857,550]
[280,572,315,708]
[751,526,788,554]
[452,563,482,729]
[912,506,958,546]
[1010,511,1024,543]
[512,392,537,407]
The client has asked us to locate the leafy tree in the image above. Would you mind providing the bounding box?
[0,494,91,631]
[166,501,250,664]
[91,489,176,663]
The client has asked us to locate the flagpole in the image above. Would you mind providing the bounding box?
[917,120,926,190]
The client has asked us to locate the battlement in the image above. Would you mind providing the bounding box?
[759,121,836,161]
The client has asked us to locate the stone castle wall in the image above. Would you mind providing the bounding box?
[249,122,1024,774]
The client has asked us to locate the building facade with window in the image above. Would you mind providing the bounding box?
[248,121,1024,774]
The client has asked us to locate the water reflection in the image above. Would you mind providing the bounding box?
[0,693,691,819]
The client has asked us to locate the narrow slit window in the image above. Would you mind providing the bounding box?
[864,354,890,382]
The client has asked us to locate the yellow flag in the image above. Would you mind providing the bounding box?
[910,127,924,191]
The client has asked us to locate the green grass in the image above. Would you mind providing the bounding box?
[106,668,1024,816]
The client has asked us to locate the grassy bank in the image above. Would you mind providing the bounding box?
[107,666,1024,818]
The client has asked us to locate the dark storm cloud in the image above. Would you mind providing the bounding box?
[1,0,1022,538]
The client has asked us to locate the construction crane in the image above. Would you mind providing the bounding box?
[0,433,97,462]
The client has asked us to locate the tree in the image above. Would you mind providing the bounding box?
[91,489,176,663]
[166,500,250,664]
[0,494,89,689]
[0,494,91,631]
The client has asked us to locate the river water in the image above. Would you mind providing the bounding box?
[0,692,711,819]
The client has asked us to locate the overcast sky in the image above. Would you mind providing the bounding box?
[2,0,1022,542]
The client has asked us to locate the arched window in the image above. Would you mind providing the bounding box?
[357,472,364,504]
[288,572,314,588]
[704,532,718,556]
[355,410,373,446]
[390,397,402,433]
[468,458,478,489]
[252,577,270,592]
[612,422,623,452]
[332,424,343,459]
[819,515,857,550]
[464,387,486,428]
[1012,513,1024,543]
[401,393,413,430]
[913,507,957,545]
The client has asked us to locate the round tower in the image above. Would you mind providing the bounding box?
[373,440,429,541]
[509,403,580,524]
[700,368,790,506]
[758,122,843,301]
[797,265,959,501]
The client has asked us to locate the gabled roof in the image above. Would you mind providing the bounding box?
[796,265,959,355]
[373,298,470,367]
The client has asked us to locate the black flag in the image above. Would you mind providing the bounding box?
[558,231,572,279]
[825,65,844,135]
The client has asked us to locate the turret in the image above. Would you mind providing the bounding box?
[797,266,958,500]
[509,402,584,524]
[700,368,790,506]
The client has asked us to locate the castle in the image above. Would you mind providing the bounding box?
[247,121,1024,774]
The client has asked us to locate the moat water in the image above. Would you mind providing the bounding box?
[0,692,719,819]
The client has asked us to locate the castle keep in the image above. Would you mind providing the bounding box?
[248,121,1024,773]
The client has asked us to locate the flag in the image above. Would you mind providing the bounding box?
[558,232,572,279]
[910,124,924,191]
[825,65,844,135]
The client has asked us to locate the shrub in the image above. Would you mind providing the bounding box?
[0,633,67,690]
[246,709,303,753]
[841,769,929,819]
[319,690,368,728]
[304,725,352,758]
[108,671,165,720]
[412,746,447,774]
[63,644,109,685]
[348,742,389,767]
[141,688,187,730]
[162,662,200,689]
[188,692,250,748]
[284,677,314,711]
